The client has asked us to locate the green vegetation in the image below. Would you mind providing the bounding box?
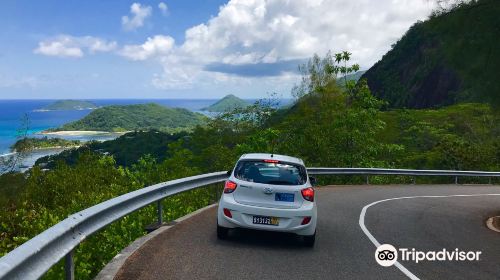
[39,100,98,111]
[36,130,186,168]
[201,94,250,112]
[379,103,499,171]
[0,50,498,280]
[54,103,207,132]
[0,153,219,279]
[11,137,80,152]
[362,0,500,108]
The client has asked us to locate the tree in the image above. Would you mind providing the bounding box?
[0,114,33,173]
[278,52,402,167]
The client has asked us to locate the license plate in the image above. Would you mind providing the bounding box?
[253,215,279,226]
[275,192,294,202]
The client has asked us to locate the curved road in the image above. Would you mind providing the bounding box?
[115,185,500,280]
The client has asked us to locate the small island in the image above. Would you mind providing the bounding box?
[35,100,98,112]
[45,103,207,133]
[201,94,250,112]
[11,137,80,152]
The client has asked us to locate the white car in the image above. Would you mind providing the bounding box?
[217,153,317,246]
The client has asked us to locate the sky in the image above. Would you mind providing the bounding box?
[0,0,436,99]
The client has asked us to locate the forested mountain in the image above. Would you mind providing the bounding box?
[201,94,250,112]
[54,103,206,132]
[362,0,500,108]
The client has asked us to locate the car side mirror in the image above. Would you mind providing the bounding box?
[309,176,317,186]
[226,170,232,176]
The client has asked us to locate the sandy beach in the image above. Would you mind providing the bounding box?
[39,130,126,136]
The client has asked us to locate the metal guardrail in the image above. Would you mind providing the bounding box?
[307,168,500,184]
[1,167,500,280]
[0,171,227,280]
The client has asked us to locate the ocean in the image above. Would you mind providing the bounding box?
[0,99,228,155]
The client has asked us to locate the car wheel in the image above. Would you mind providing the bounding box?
[303,231,316,247]
[217,223,229,240]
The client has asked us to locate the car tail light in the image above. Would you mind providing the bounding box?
[223,208,232,218]
[263,159,279,163]
[224,180,237,193]
[301,216,312,225]
[301,187,314,202]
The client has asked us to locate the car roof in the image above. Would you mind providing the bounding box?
[238,153,304,165]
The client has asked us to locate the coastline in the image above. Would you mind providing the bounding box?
[0,152,16,158]
[1,131,125,169]
[39,130,126,136]
[27,145,81,151]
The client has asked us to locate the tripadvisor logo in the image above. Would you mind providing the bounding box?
[375,244,398,267]
[375,244,482,267]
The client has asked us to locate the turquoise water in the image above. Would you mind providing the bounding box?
[0,99,223,155]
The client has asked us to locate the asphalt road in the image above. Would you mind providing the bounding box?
[115,185,500,280]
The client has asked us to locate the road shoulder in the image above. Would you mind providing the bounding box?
[95,204,217,280]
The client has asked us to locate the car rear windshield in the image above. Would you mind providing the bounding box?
[234,160,307,185]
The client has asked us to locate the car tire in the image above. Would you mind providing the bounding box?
[217,223,229,240]
[303,231,316,247]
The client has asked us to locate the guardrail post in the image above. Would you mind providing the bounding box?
[365,175,370,185]
[455,176,458,185]
[157,200,163,225]
[489,177,492,185]
[65,249,74,280]
[412,176,416,185]
[214,185,219,203]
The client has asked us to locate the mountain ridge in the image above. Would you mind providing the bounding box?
[362,0,500,108]
[53,103,206,132]
[201,94,250,112]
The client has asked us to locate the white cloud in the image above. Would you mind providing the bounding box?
[34,35,117,58]
[119,35,175,61]
[138,0,435,92]
[179,0,435,67]
[158,2,168,16]
[122,3,152,31]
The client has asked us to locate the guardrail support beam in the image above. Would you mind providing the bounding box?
[455,176,458,185]
[365,175,370,185]
[65,249,74,280]
[157,200,163,225]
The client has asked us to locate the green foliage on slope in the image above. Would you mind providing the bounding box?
[0,153,219,279]
[379,103,500,171]
[201,94,250,112]
[36,130,187,168]
[11,137,80,151]
[56,103,207,132]
[362,0,500,108]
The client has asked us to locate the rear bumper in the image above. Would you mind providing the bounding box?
[217,194,317,236]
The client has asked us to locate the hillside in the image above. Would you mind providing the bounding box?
[11,137,80,151]
[55,103,206,132]
[38,100,98,111]
[36,130,186,167]
[362,0,500,108]
[202,94,250,112]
